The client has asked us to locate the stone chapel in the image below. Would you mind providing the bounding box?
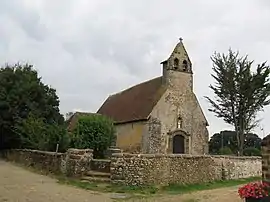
[97,39,209,154]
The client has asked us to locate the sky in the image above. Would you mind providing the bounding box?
[1,0,270,138]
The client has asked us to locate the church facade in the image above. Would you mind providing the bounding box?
[98,39,209,154]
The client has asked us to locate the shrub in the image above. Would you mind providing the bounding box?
[15,114,70,152]
[243,147,261,156]
[72,114,115,158]
[218,146,233,155]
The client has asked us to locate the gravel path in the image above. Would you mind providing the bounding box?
[0,160,244,202]
[0,160,113,202]
[148,186,243,202]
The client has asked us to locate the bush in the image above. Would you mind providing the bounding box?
[218,146,234,155]
[243,147,261,156]
[72,114,115,158]
[15,114,70,152]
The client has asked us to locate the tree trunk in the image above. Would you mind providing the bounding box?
[234,125,241,156]
[239,129,244,156]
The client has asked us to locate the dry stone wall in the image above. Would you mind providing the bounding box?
[111,153,261,186]
[2,149,63,174]
[262,135,270,183]
[2,149,262,186]
[62,148,93,177]
[2,148,93,176]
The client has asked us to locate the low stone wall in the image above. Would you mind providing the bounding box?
[111,153,261,186]
[3,149,63,174]
[2,149,262,186]
[90,159,111,173]
[62,149,93,177]
[2,148,93,176]
[218,156,261,180]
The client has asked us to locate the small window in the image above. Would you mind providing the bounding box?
[174,58,179,68]
[177,117,182,129]
[183,60,188,71]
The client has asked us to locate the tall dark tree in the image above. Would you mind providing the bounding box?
[0,63,64,149]
[205,49,270,155]
[209,130,261,155]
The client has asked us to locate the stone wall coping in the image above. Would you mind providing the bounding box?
[91,159,111,163]
[67,148,93,152]
[9,149,64,156]
[111,153,261,160]
[211,155,261,159]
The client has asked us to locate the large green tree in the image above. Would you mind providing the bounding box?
[0,63,64,149]
[15,114,70,152]
[209,130,262,155]
[205,50,270,155]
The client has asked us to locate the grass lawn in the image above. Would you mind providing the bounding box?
[57,176,261,197]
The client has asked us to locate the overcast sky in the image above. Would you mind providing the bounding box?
[1,0,270,137]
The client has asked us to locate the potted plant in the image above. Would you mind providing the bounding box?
[238,181,270,202]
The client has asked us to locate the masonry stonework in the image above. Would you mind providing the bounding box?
[2,149,93,177]
[111,153,261,186]
[98,39,209,155]
[148,42,209,154]
[262,135,270,183]
[143,117,162,153]
[2,149,261,186]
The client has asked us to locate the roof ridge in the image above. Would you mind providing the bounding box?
[111,76,162,97]
[97,76,165,123]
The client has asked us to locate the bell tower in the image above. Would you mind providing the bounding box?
[161,38,193,90]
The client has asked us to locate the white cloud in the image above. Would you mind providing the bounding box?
[1,0,270,137]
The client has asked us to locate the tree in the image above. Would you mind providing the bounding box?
[205,49,270,155]
[15,114,70,152]
[0,63,64,149]
[209,130,262,155]
[72,114,116,158]
[243,147,261,156]
[219,146,233,155]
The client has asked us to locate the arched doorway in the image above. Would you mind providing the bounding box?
[173,135,185,154]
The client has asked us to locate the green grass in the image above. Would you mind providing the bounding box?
[162,177,261,195]
[57,176,261,197]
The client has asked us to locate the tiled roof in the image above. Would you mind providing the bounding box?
[97,77,166,124]
[67,112,97,131]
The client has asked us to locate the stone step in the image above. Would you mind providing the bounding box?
[90,159,111,173]
[81,176,111,183]
[85,171,111,178]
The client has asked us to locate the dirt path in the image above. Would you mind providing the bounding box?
[146,186,243,202]
[0,160,244,202]
[0,160,113,202]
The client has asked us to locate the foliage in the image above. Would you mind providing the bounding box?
[15,114,70,152]
[72,114,116,158]
[205,49,270,155]
[218,146,233,155]
[209,130,262,155]
[238,181,270,199]
[243,147,261,156]
[0,63,64,149]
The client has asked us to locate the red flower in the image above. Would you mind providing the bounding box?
[238,181,270,199]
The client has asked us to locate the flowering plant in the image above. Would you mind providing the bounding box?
[238,181,270,199]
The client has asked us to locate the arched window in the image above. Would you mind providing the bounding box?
[174,58,179,69]
[183,60,188,71]
[177,117,182,129]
